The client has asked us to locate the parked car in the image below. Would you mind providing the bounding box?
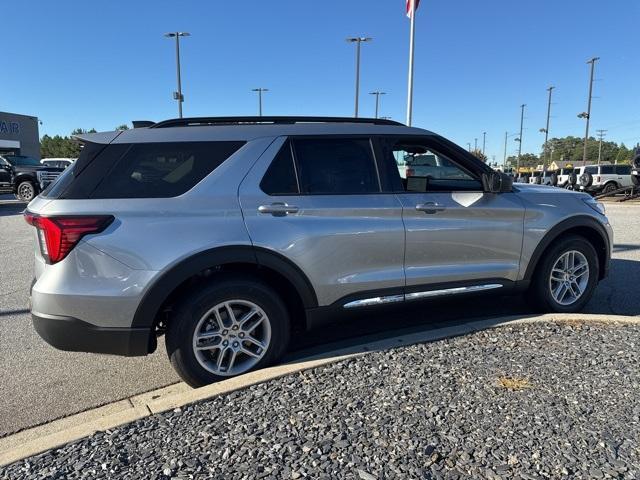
[0,154,65,201]
[631,150,640,186]
[25,116,612,387]
[553,167,576,188]
[41,158,75,169]
[577,164,633,194]
[529,170,554,186]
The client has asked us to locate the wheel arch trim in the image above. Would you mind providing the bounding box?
[522,215,611,282]
[131,245,317,329]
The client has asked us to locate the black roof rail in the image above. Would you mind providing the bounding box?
[132,120,155,128]
[150,116,404,129]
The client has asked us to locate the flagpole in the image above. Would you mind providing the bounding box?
[406,1,416,126]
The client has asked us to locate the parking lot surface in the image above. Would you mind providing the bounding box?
[1,197,639,438]
[3,321,638,479]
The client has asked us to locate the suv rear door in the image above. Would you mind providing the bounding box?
[239,136,406,307]
[379,135,525,292]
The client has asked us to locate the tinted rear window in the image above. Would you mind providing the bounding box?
[45,141,244,199]
[600,165,614,174]
[616,165,631,175]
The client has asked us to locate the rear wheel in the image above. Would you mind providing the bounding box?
[527,236,599,313]
[166,277,290,387]
[16,181,36,202]
[603,182,618,194]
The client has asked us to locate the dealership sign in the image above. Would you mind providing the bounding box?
[0,121,20,135]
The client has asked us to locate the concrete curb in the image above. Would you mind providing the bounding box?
[1,312,638,467]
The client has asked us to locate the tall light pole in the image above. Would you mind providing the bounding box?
[517,104,526,172]
[579,57,600,165]
[474,138,478,152]
[539,86,554,168]
[596,129,607,165]
[369,91,386,118]
[252,88,269,116]
[346,37,372,118]
[482,131,487,155]
[467,142,471,152]
[164,32,190,118]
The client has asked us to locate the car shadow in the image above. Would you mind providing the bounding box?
[584,258,640,316]
[613,243,640,253]
[288,293,532,358]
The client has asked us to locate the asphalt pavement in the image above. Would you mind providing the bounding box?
[1,195,639,439]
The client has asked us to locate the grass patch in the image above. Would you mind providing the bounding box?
[498,376,532,391]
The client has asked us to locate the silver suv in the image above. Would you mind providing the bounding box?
[25,117,613,387]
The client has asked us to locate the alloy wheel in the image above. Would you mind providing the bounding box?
[548,250,590,306]
[192,300,272,376]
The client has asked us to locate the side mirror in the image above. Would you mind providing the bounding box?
[482,171,513,193]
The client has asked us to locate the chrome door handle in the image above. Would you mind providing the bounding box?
[258,203,299,216]
[415,202,445,214]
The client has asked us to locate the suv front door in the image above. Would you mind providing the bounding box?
[0,158,12,188]
[379,135,525,293]
[239,136,406,308]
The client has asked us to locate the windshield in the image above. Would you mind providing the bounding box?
[5,156,41,167]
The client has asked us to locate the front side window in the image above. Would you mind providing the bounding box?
[6,155,41,167]
[292,138,380,194]
[390,141,482,192]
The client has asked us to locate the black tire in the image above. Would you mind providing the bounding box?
[579,172,593,188]
[603,182,618,194]
[632,173,640,186]
[550,173,558,187]
[527,235,599,313]
[16,181,36,202]
[568,172,578,186]
[166,276,290,387]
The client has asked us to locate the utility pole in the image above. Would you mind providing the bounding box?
[503,131,508,170]
[369,91,386,118]
[482,132,487,155]
[596,129,607,165]
[467,142,471,152]
[164,32,190,118]
[252,88,269,116]
[579,57,600,165]
[517,104,526,172]
[346,37,372,117]
[474,138,478,152]
[540,86,554,167]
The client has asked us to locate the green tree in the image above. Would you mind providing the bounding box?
[115,124,129,131]
[40,128,95,158]
[471,149,487,162]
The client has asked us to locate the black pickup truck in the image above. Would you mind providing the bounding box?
[0,155,65,202]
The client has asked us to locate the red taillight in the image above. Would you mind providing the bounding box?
[24,212,113,263]
[406,167,415,177]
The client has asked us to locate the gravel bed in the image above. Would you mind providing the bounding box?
[3,321,639,479]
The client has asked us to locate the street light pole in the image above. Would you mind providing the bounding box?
[482,131,487,155]
[346,37,372,118]
[517,104,526,172]
[164,32,190,118]
[467,142,471,152]
[581,57,600,165]
[474,138,478,152]
[251,88,269,116]
[542,86,554,167]
[369,91,386,118]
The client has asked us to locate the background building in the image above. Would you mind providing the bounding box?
[0,111,40,159]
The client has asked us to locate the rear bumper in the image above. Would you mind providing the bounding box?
[32,312,153,357]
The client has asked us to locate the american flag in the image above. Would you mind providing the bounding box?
[406,0,420,18]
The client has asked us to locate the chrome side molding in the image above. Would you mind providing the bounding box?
[405,283,503,301]
[343,294,404,309]
[343,284,503,309]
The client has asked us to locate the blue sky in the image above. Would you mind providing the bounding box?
[3,0,638,161]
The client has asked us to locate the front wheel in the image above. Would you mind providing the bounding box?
[16,181,36,202]
[166,277,290,387]
[527,236,599,313]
